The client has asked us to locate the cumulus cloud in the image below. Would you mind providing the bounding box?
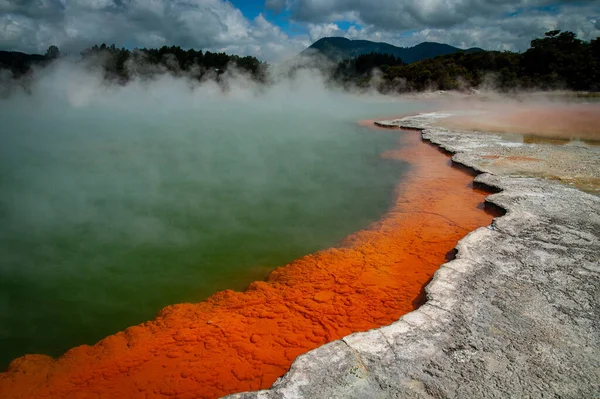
[0,0,598,62]
[0,0,307,60]
[265,0,289,14]
[288,0,597,30]
[300,1,600,52]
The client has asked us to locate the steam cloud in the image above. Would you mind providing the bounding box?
[1,56,597,368]
[0,57,430,366]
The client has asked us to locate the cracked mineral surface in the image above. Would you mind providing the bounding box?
[0,123,499,398]
[228,113,600,399]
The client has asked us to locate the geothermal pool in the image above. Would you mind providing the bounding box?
[0,73,431,368]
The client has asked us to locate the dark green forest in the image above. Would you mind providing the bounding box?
[333,52,405,81]
[333,31,600,92]
[0,43,267,82]
[80,44,267,82]
[1,30,598,92]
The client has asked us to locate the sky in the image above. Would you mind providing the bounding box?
[1,0,599,62]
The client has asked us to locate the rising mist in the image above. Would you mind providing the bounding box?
[0,59,430,366]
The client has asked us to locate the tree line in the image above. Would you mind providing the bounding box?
[80,44,268,82]
[1,30,599,92]
[0,43,267,82]
[334,31,600,92]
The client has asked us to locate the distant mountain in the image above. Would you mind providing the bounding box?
[301,37,484,64]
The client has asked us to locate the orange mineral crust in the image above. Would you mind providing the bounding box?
[0,128,500,399]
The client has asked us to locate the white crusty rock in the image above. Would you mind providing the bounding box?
[227,113,600,399]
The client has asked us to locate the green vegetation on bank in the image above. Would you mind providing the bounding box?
[1,30,598,92]
[334,31,600,92]
[0,44,267,82]
[333,52,405,81]
[80,44,267,82]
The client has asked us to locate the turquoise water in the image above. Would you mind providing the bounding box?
[0,74,430,368]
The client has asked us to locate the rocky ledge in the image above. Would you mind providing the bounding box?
[228,113,600,398]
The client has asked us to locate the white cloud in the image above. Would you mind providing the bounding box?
[0,0,305,61]
[0,0,598,62]
[302,2,600,52]
[307,23,342,42]
[288,0,599,31]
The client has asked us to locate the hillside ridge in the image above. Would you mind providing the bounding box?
[301,37,484,63]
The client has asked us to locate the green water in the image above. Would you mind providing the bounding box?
[0,76,429,368]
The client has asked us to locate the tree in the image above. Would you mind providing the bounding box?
[524,30,594,90]
[78,43,267,82]
[45,45,60,59]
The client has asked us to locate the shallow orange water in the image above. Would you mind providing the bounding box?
[439,102,600,142]
[0,127,500,399]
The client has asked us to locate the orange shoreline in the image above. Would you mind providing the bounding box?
[0,125,501,399]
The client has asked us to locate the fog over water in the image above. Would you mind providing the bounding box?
[0,61,431,366]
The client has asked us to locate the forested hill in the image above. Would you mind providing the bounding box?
[301,37,484,63]
[80,44,267,82]
[2,31,599,92]
[0,44,267,82]
[333,31,600,92]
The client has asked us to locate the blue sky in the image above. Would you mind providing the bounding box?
[0,0,598,61]
[233,0,274,20]
[232,0,307,37]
